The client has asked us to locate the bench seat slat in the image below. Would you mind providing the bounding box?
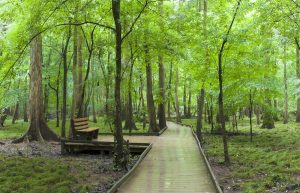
[74,125,89,130]
[77,127,99,133]
[73,117,89,122]
[73,121,89,127]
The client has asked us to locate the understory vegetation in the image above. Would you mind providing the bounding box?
[181,118,300,193]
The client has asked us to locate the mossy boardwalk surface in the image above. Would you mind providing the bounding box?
[102,122,216,193]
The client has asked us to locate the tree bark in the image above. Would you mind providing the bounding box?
[187,83,192,118]
[13,34,58,143]
[12,102,19,124]
[183,81,187,117]
[61,27,71,139]
[112,0,125,168]
[124,44,137,132]
[175,67,181,123]
[145,43,159,132]
[217,0,242,165]
[167,62,173,119]
[23,102,28,122]
[295,38,300,122]
[249,90,253,142]
[196,86,205,142]
[283,41,288,124]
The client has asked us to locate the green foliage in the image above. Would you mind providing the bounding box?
[181,118,300,192]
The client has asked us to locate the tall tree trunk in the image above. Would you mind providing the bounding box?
[44,85,49,121]
[196,86,205,142]
[217,0,241,165]
[12,102,19,124]
[61,28,71,139]
[112,0,125,168]
[92,88,97,123]
[124,44,137,132]
[145,43,159,132]
[183,81,187,117]
[175,67,181,123]
[23,102,28,122]
[14,34,58,143]
[283,41,288,124]
[167,62,173,119]
[295,38,300,122]
[187,83,192,118]
[157,55,167,129]
[255,106,261,125]
[249,89,253,142]
[157,0,167,130]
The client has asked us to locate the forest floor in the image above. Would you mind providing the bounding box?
[180,118,300,193]
[0,117,149,139]
[0,118,140,193]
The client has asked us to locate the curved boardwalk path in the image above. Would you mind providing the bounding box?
[103,122,217,193]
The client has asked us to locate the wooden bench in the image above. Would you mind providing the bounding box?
[71,117,99,140]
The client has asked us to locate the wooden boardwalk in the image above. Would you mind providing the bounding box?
[102,122,217,193]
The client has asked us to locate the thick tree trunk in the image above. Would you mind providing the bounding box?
[175,67,181,123]
[157,55,167,129]
[157,0,167,130]
[12,102,19,124]
[14,34,58,143]
[196,87,205,142]
[112,0,125,168]
[145,43,159,133]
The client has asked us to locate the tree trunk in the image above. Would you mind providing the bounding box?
[183,81,187,117]
[249,89,253,142]
[283,42,288,124]
[13,34,58,143]
[175,67,181,123]
[255,106,261,125]
[157,0,167,130]
[295,38,300,122]
[216,0,241,165]
[12,102,19,124]
[112,0,125,168]
[187,84,192,118]
[157,55,167,129]
[124,44,137,132]
[61,28,71,139]
[23,102,28,122]
[196,86,205,142]
[145,43,159,133]
[167,62,173,119]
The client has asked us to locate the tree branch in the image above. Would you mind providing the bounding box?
[121,0,151,42]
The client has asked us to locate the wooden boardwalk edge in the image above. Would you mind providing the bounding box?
[170,121,223,193]
[107,143,153,193]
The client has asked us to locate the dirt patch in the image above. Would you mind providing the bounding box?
[0,139,139,193]
[208,157,241,193]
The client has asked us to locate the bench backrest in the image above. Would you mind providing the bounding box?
[72,117,89,131]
